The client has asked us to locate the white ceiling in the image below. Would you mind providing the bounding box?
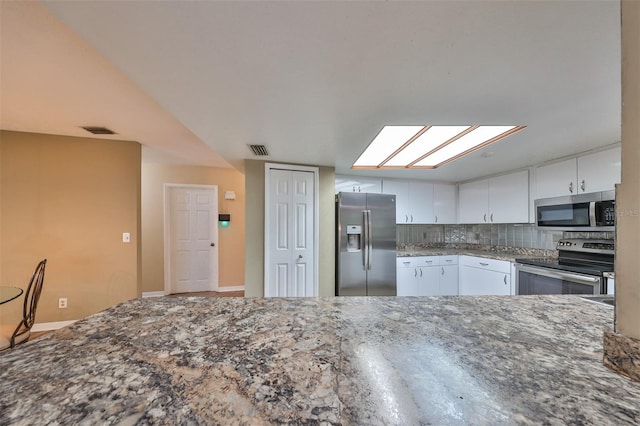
[1,1,621,183]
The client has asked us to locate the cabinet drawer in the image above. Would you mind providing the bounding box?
[439,255,458,266]
[460,256,511,274]
[397,257,420,268]
[415,256,439,266]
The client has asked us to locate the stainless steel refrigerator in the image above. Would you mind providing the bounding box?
[336,192,397,296]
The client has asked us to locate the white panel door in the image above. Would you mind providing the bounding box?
[267,169,315,297]
[169,187,218,294]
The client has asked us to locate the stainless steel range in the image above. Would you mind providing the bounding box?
[515,239,614,295]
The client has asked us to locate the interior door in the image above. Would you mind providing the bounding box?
[168,186,218,294]
[266,168,315,297]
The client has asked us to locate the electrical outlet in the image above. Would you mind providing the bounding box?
[58,298,68,309]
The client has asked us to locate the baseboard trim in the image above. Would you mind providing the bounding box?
[32,320,77,332]
[217,286,245,292]
[142,291,165,298]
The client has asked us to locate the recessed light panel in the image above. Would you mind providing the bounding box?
[384,125,471,167]
[353,126,424,167]
[353,125,525,169]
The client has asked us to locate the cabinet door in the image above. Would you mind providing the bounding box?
[460,266,510,296]
[396,267,418,296]
[433,184,457,224]
[489,170,529,223]
[576,147,621,193]
[458,179,489,224]
[383,180,410,224]
[417,266,440,296]
[535,158,577,199]
[408,181,434,224]
[335,175,382,194]
[439,265,459,296]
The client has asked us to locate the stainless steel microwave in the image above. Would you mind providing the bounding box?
[535,190,615,230]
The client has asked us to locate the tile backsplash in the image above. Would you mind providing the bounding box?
[397,224,614,250]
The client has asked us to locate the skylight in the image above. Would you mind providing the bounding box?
[353,125,526,169]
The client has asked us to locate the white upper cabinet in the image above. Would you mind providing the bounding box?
[458,170,529,224]
[458,179,489,224]
[408,181,434,224]
[383,180,455,224]
[535,158,577,199]
[382,180,410,223]
[535,147,621,199]
[576,147,621,194]
[489,171,530,223]
[335,175,382,194]
[433,184,457,224]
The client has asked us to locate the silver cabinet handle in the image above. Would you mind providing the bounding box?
[410,214,414,223]
[569,182,574,193]
[581,179,585,192]
[441,267,444,275]
[490,213,494,222]
[483,214,487,222]
[504,275,507,285]
[414,269,417,277]
[425,260,433,264]
[435,215,438,223]
[445,259,453,263]
[480,262,489,266]
[405,214,409,223]
[419,269,423,277]
[403,261,411,265]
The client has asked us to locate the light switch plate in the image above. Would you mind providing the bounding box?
[122,232,131,243]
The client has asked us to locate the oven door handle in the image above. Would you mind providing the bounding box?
[517,264,601,284]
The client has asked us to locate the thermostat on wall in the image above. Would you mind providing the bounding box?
[224,191,236,200]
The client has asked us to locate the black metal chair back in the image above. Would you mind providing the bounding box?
[10,259,47,348]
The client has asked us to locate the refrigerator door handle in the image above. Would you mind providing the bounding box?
[364,209,373,270]
[362,210,369,270]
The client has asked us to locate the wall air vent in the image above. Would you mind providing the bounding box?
[82,126,116,135]
[248,144,269,156]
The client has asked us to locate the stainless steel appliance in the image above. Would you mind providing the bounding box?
[336,192,396,296]
[515,239,614,295]
[535,190,615,231]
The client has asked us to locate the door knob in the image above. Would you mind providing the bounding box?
[210,243,215,247]
[298,254,303,259]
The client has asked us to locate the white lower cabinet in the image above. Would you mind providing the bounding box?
[396,256,459,296]
[439,264,459,296]
[459,256,512,296]
[397,262,419,296]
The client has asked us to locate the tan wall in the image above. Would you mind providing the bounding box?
[0,131,141,323]
[244,160,335,297]
[141,163,245,293]
[615,0,640,338]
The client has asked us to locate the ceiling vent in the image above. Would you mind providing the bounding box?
[82,126,116,135]
[248,144,269,156]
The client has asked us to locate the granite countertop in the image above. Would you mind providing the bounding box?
[2,295,638,425]
[397,244,556,262]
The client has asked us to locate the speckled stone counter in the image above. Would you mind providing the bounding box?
[2,295,639,425]
[397,244,556,262]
